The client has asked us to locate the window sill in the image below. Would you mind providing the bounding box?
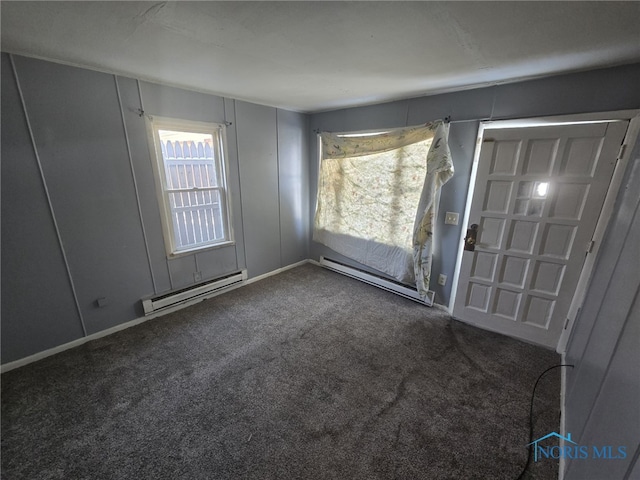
[167,240,235,259]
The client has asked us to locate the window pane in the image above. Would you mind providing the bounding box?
[158,129,219,189]
[168,189,224,249]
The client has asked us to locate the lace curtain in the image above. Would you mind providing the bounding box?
[313,121,454,299]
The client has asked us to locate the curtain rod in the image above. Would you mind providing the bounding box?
[312,116,489,134]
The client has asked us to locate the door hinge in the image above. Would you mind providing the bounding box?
[586,240,595,253]
[617,144,626,160]
[564,318,570,330]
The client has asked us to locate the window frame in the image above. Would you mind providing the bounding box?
[146,115,234,257]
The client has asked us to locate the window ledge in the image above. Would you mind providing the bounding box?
[168,240,235,259]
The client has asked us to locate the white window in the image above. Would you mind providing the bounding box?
[147,117,233,256]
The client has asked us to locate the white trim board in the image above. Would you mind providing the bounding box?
[448,121,486,314]
[0,260,310,373]
[559,352,570,480]
[244,259,309,286]
[482,109,640,129]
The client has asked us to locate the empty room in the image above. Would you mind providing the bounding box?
[1,2,639,479]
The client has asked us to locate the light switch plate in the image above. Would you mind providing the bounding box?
[445,212,459,225]
[438,274,447,286]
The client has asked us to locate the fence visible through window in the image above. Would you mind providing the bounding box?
[158,131,225,250]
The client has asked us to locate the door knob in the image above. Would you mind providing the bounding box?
[464,224,479,251]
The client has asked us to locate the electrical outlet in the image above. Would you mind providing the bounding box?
[193,271,202,282]
[445,212,459,225]
[437,274,447,286]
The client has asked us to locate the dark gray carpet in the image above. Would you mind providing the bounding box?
[2,264,560,479]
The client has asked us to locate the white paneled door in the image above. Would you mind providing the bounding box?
[453,121,628,348]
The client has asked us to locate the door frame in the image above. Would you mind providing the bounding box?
[449,110,640,353]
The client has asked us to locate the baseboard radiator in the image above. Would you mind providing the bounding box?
[319,257,434,306]
[142,270,247,315]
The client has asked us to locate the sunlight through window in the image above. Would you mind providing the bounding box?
[535,182,549,197]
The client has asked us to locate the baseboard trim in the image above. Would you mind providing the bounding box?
[1,259,311,374]
[245,259,310,285]
[0,317,152,374]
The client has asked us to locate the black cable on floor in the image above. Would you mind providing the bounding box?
[515,364,575,480]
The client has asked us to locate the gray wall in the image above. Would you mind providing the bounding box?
[1,54,86,356]
[309,63,640,306]
[1,54,309,364]
[2,52,639,475]
[2,52,640,370]
[562,137,640,480]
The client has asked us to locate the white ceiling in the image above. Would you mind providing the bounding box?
[2,1,640,113]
